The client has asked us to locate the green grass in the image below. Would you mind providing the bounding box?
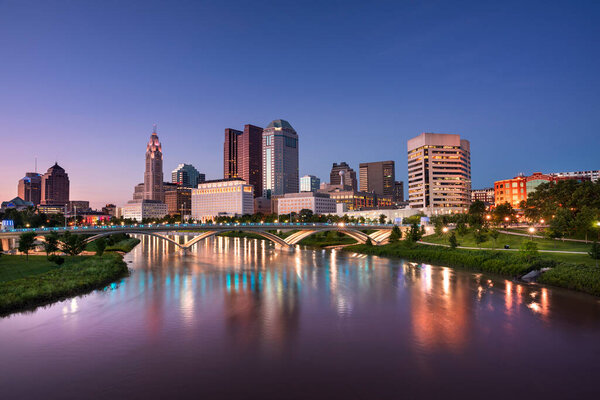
[538,263,600,296]
[0,255,87,283]
[423,231,591,252]
[0,253,129,316]
[298,232,357,247]
[344,242,538,276]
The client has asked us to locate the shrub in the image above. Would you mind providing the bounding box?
[48,254,65,266]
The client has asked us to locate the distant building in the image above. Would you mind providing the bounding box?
[121,200,168,222]
[393,181,404,203]
[254,197,272,215]
[224,124,264,197]
[471,188,494,205]
[18,173,41,206]
[1,197,34,211]
[102,204,117,216]
[329,162,357,191]
[164,187,192,216]
[277,192,337,215]
[359,161,395,198]
[41,163,70,206]
[191,179,254,221]
[67,201,90,213]
[262,119,299,197]
[144,125,164,201]
[549,170,599,182]
[78,212,111,225]
[132,183,145,201]
[172,164,205,188]
[37,204,66,214]
[407,133,471,211]
[318,186,378,211]
[300,175,320,192]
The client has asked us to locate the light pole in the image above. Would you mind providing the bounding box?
[528,226,535,241]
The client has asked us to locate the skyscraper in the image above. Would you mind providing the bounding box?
[359,161,395,197]
[41,163,70,206]
[300,175,321,192]
[18,172,42,206]
[407,132,471,210]
[262,119,298,197]
[223,124,263,196]
[144,125,164,201]
[329,162,357,190]
[172,163,205,188]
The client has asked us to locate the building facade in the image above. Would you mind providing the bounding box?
[330,162,357,190]
[164,187,192,216]
[144,125,164,201]
[191,179,254,221]
[277,192,337,215]
[407,132,471,211]
[121,200,168,222]
[67,200,90,213]
[262,119,298,197]
[300,175,321,192]
[41,163,70,206]
[172,164,205,188]
[102,204,117,216]
[359,160,395,197]
[471,188,495,205]
[393,181,404,203]
[18,173,41,206]
[549,170,599,182]
[223,124,263,197]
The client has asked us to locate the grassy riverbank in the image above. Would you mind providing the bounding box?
[0,253,130,316]
[86,237,141,253]
[538,264,600,296]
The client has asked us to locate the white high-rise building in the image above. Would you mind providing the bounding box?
[191,179,254,221]
[262,119,299,197]
[121,200,168,222]
[277,192,336,215]
[407,132,471,211]
[300,175,320,192]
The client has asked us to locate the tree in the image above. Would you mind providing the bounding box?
[449,231,458,249]
[589,241,600,268]
[548,208,573,241]
[42,232,59,259]
[60,231,86,256]
[493,202,515,226]
[0,239,3,258]
[468,200,486,226]
[455,221,468,236]
[365,237,373,246]
[18,232,37,261]
[407,222,423,243]
[95,237,107,257]
[379,214,387,224]
[519,241,539,262]
[389,225,402,242]
[489,229,500,249]
[473,229,488,248]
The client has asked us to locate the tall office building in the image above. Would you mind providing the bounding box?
[394,181,404,203]
[144,125,164,201]
[407,132,471,210]
[41,163,70,206]
[262,119,298,197]
[172,163,205,188]
[223,124,263,196]
[18,172,42,206]
[359,161,395,197]
[330,162,357,190]
[300,175,320,192]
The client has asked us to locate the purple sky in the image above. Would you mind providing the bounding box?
[1,1,599,209]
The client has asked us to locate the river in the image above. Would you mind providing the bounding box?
[1,236,600,399]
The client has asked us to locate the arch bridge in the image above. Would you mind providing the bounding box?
[0,222,395,252]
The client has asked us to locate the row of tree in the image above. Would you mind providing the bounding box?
[17,232,108,261]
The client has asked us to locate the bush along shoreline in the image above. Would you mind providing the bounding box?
[0,237,140,316]
[342,241,600,297]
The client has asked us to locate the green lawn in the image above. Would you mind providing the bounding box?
[423,231,592,252]
[0,255,87,283]
[86,238,141,253]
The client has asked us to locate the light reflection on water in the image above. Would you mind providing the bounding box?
[1,235,600,399]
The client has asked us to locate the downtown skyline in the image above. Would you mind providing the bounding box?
[1,1,599,209]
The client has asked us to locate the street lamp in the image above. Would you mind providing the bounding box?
[528,226,535,241]
[442,227,449,234]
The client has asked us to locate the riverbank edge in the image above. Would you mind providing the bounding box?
[341,243,600,297]
[0,239,140,316]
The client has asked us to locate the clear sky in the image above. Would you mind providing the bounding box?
[1,0,599,209]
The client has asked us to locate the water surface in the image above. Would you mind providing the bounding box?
[1,236,600,399]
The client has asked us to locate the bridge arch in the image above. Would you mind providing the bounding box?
[284,228,374,245]
[182,230,291,249]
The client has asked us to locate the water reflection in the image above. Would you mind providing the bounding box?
[2,235,600,399]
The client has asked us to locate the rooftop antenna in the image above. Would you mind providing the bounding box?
[153,123,157,134]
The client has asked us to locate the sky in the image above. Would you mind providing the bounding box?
[1,0,599,209]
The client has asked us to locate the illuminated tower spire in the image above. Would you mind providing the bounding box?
[144,125,164,201]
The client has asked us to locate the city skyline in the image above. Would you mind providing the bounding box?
[1,1,599,208]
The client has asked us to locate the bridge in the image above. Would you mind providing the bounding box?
[0,222,397,252]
